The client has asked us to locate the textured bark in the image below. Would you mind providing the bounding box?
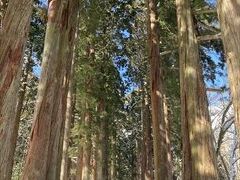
[96,131,103,180]
[60,56,76,180]
[0,1,33,179]
[218,0,240,141]
[81,110,92,180]
[60,4,79,180]
[102,119,109,180]
[21,1,79,179]
[163,95,173,179]
[95,125,109,180]
[145,0,172,179]
[92,134,98,180]
[176,0,218,179]
[96,100,109,180]
[76,147,84,180]
[141,90,153,180]
[110,133,117,180]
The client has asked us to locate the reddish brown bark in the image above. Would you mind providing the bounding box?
[145,0,172,179]
[176,0,218,179]
[76,147,84,180]
[0,1,33,179]
[141,90,153,180]
[218,0,240,142]
[21,1,79,179]
[60,46,77,180]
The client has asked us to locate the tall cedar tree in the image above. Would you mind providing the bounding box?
[145,0,173,179]
[21,0,79,179]
[218,0,240,142]
[0,1,33,179]
[176,0,218,179]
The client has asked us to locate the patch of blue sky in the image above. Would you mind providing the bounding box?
[39,0,47,6]
[119,29,131,39]
[205,0,217,7]
[203,48,230,106]
[203,48,228,89]
[32,53,42,78]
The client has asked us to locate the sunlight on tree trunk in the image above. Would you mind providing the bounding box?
[218,0,240,143]
[21,0,79,179]
[145,0,173,179]
[0,1,33,179]
[176,0,218,179]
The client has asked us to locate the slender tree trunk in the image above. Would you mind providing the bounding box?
[97,119,109,180]
[176,0,218,179]
[218,0,240,141]
[92,134,98,180]
[145,0,172,179]
[21,1,79,179]
[163,94,173,178]
[60,56,76,180]
[96,100,109,180]
[14,47,33,143]
[96,130,103,180]
[141,89,153,180]
[102,119,109,180]
[60,6,79,179]
[76,147,84,180]
[0,1,33,179]
[81,109,92,180]
[110,132,117,180]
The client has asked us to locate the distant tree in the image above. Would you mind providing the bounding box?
[145,0,173,179]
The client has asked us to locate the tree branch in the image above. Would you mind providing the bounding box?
[197,33,221,42]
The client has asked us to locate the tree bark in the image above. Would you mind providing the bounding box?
[176,0,218,179]
[0,1,33,179]
[81,109,92,180]
[141,89,153,180]
[218,0,240,141]
[76,147,84,180]
[60,54,76,180]
[101,119,109,180]
[96,100,109,180]
[110,132,117,180]
[145,0,172,179]
[21,1,79,179]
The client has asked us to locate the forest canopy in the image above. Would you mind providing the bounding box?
[0,0,240,180]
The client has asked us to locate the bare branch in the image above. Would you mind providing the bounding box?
[197,33,221,42]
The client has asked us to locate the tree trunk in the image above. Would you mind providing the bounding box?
[110,132,117,180]
[21,1,79,179]
[0,1,33,179]
[57,2,80,176]
[176,0,218,179]
[92,133,99,180]
[145,0,172,179]
[96,130,103,180]
[218,0,240,141]
[97,119,108,180]
[102,119,109,180]
[81,109,92,180]
[76,147,84,180]
[141,89,153,180]
[60,54,76,180]
[96,100,109,180]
